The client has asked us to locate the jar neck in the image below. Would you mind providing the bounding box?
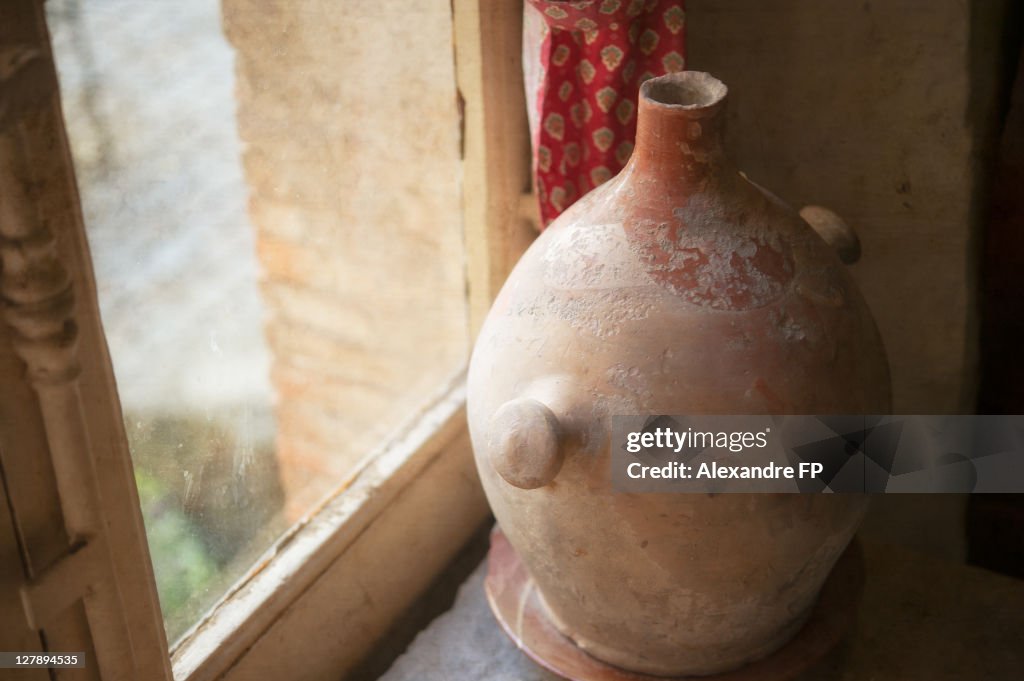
[627,72,730,188]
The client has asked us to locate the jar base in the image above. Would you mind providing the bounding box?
[484,527,864,681]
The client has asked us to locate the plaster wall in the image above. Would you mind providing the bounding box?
[224,0,468,514]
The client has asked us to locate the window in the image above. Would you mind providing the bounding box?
[47,0,287,642]
[1,1,530,679]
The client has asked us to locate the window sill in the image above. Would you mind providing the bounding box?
[379,538,1024,680]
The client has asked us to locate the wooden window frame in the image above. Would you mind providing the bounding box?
[1,1,533,679]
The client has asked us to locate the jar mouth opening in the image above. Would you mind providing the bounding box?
[641,71,727,110]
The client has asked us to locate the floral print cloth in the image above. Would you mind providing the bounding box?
[527,0,687,226]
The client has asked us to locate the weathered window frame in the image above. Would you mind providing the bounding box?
[0,1,532,679]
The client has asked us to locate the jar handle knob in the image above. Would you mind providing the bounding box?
[487,397,565,490]
[800,205,861,265]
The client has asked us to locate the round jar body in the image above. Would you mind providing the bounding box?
[468,72,890,676]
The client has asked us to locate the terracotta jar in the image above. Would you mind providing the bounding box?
[467,71,890,676]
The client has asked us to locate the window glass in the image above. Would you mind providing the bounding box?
[48,0,466,643]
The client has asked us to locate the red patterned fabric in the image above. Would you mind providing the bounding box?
[528,0,687,227]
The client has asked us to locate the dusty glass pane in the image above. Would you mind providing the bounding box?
[47,0,466,644]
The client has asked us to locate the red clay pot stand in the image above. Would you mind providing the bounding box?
[484,528,864,681]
